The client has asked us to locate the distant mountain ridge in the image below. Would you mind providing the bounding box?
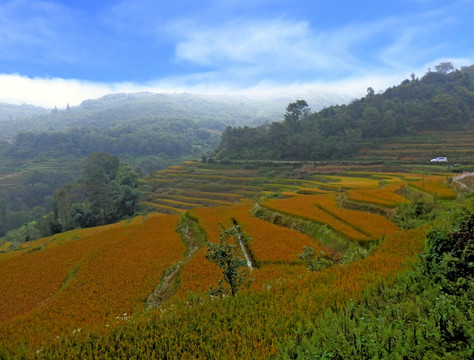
[0,102,48,122]
[0,91,350,140]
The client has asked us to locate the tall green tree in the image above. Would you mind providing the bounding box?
[284,100,310,131]
[83,152,120,225]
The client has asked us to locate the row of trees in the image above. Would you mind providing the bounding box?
[1,119,219,159]
[215,63,474,160]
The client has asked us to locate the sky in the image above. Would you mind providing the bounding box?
[1,0,473,108]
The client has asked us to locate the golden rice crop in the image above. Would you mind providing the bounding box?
[190,203,326,263]
[322,175,380,189]
[177,204,327,296]
[177,190,242,201]
[174,247,222,298]
[410,177,457,199]
[157,194,234,206]
[0,215,186,348]
[142,201,185,214]
[262,195,370,241]
[297,188,331,195]
[315,195,399,239]
[347,183,408,207]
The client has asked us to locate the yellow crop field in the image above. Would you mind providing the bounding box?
[265,226,427,315]
[410,177,457,199]
[297,187,332,195]
[263,195,371,241]
[347,183,408,207]
[190,204,326,262]
[174,247,222,297]
[1,159,462,357]
[314,195,398,239]
[322,175,381,189]
[178,190,242,201]
[157,194,235,206]
[263,194,398,241]
[0,215,185,347]
[176,203,328,297]
[142,201,186,214]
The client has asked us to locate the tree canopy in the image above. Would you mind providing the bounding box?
[214,63,474,161]
[52,152,140,232]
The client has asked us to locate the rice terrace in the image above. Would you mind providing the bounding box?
[0,156,472,358]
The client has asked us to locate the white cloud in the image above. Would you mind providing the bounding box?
[0,74,134,108]
[0,69,422,109]
[172,18,352,76]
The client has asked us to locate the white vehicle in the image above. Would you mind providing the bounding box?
[430,157,447,162]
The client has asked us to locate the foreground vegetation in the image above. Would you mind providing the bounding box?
[0,160,471,359]
[280,200,473,359]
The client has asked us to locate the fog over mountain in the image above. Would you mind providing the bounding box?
[0,90,350,140]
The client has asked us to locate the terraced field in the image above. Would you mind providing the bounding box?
[0,214,184,347]
[140,162,455,215]
[358,130,474,163]
[0,162,460,353]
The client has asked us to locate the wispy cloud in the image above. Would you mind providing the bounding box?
[0,74,148,108]
[0,0,473,107]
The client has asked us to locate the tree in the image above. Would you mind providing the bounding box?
[83,152,120,225]
[435,62,455,74]
[205,223,252,297]
[51,152,140,231]
[284,100,310,130]
[360,106,380,137]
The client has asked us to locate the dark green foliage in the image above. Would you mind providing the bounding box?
[0,94,246,237]
[279,199,474,359]
[423,207,474,294]
[215,64,474,161]
[298,246,332,271]
[0,167,77,239]
[392,194,436,229]
[206,223,252,297]
[52,152,141,231]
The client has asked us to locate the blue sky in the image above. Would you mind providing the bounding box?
[1,0,473,107]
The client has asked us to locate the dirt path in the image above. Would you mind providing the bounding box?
[452,172,474,191]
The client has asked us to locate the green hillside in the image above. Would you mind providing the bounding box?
[215,64,474,162]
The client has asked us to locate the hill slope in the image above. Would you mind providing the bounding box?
[214,64,474,162]
[0,163,463,357]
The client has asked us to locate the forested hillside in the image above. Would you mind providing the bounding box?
[0,93,286,239]
[0,102,47,122]
[215,63,474,161]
